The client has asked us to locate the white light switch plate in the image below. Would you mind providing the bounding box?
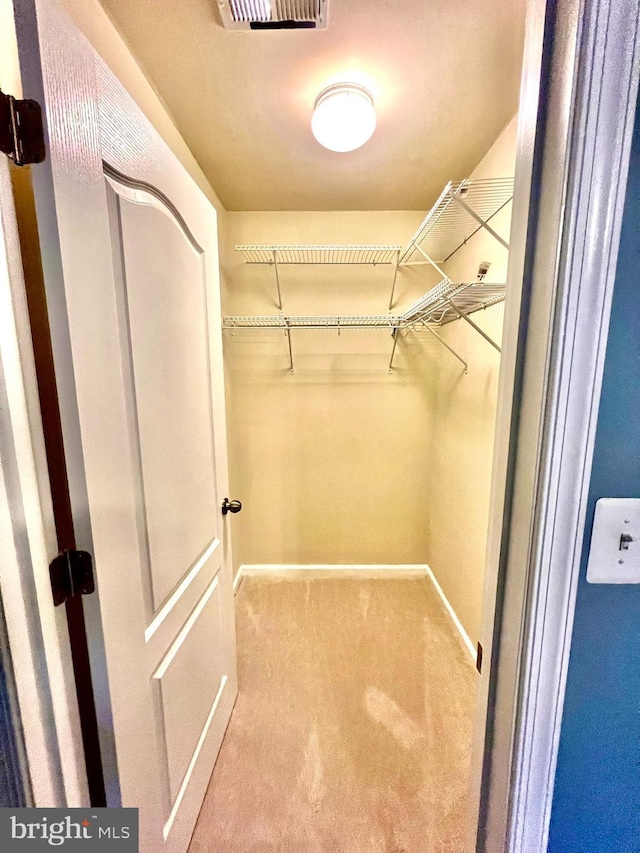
[587,498,640,583]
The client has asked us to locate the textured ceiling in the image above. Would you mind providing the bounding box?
[98,0,526,211]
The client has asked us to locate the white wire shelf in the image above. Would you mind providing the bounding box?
[223,280,504,332]
[223,314,402,329]
[236,245,401,265]
[223,278,505,372]
[400,280,506,327]
[399,177,514,266]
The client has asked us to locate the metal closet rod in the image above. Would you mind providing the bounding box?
[223,278,505,371]
[224,318,402,329]
[224,317,473,374]
[222,280,506,331]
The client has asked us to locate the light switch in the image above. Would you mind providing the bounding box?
[586,498,640,583]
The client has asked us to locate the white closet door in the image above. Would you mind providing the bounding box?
[14,1,238,850]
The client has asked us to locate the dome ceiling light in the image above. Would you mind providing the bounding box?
[311,83,377,153]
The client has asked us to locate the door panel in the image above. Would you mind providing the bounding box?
[104,174,231,842]
[155,577,224,802]
[107,179,220,612]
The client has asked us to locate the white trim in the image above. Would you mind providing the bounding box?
[507,2,640,851]
[424,566,476,661]
[145,537,220,642]
[1,5,89,809]
[239,563,429,576]
[153,576,220,680]
[0,156,88,806]
[162,674,228,840]
[469,0,568,843]
[475,1,640,852]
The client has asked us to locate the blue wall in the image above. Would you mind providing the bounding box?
[548,95,640,852]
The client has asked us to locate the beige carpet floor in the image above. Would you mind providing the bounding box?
[189,572,477,853]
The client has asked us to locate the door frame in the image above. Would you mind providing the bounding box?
[2,0,89,802]
[0,150,88,807]
[3,0,640,848]
[471,0,640,851]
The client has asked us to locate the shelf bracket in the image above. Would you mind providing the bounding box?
[272,250,283,311]
[423,324,468,372]
[449,186,510,251]
[285,320,294,373]
[388,251,400,310]
[445,298,501,353]
[413,243,449,281]
[389,327,399,372]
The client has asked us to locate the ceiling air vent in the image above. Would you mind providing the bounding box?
[218,0,328,30]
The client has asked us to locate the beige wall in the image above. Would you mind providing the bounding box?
[223,210,435,570]
[423,117,517,643]
[224,116,517,646]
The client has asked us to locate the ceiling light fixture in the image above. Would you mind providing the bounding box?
[311,83,377,152]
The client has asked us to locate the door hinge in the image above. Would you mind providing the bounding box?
[0,90,46,167]
[49,550,95,607]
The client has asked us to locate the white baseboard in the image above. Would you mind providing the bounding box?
[424,565,476,661]
[233,566,244,592]
[234,564,427,590]
[240,563,429,574]
[234,563,476,664]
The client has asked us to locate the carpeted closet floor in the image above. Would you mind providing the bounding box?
[189,571,477,853]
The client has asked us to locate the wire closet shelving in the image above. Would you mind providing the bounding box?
[237,245,401,265]
[234,244,402,311]
[399,177,514,265]
[224,177,514,372]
